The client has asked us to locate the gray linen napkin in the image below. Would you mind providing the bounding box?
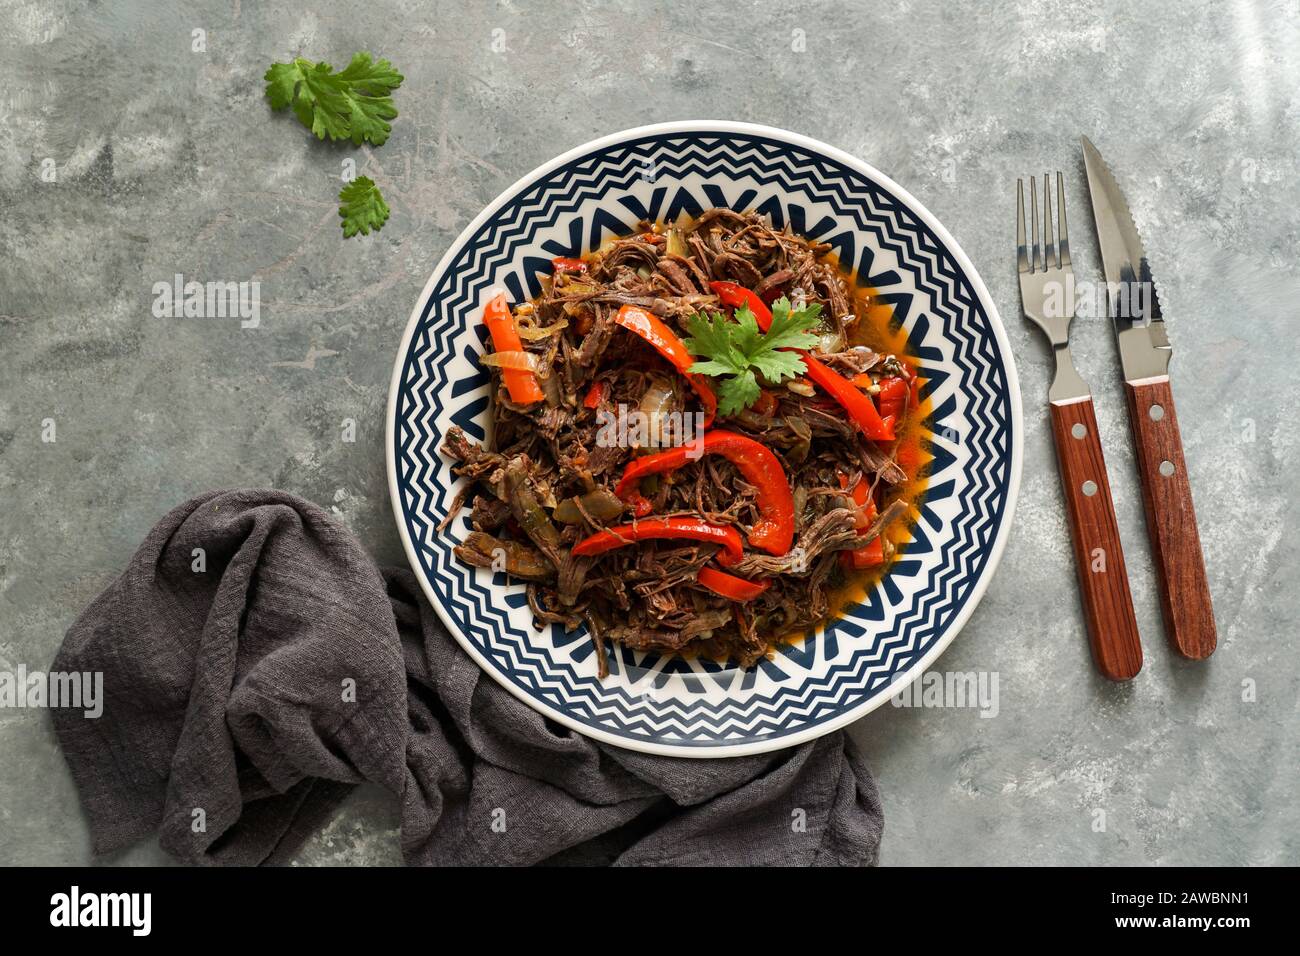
[51,489,883,866]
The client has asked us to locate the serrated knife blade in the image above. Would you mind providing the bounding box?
[1079,136,1216,661]
[1081,136,1171,383]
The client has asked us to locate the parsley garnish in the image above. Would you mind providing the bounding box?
[338,177,390,237]
[684,297,822,415]
[264,53,404,146]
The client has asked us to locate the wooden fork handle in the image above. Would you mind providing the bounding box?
[1123,376,1217,659]
[1049,397,1143,680]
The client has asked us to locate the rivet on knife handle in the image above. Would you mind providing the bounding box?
[1124,377,1217,659]
[1048,397,1143,680]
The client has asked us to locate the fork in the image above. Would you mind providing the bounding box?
[1017,172,1143,681]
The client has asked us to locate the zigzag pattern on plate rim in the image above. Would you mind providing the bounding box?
[395,140,1003,733]
[393,132,1012,744]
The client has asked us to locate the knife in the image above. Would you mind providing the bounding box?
[1081,136,1216,660]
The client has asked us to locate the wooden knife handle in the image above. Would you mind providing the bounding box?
[1123,377,1217,659]
[1049,397,1143,680]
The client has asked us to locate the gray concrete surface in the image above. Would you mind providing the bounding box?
[1,0,1296,866]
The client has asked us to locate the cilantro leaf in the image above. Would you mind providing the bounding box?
[683,311,739,364]
[727,304,767,357]
[264,53,404,146]
[264,62,303,110]
[764,297,824,348]
[719,369,761,416]
[338,176,389,237]
[684,296,823,415]
[686,358,740,378]
[749,349,807,383]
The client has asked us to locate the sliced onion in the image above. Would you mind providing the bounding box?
[786,379,815,398]
[516,318,569,341]
[786,414,812,463]
[540,363,562,405]
[812,328,845,355]
[639,381,676,417]
[480,350,539,372]
[665,226,687,258]
[553,488,626,525]
[639,381,679,446]
[792,484,808,522]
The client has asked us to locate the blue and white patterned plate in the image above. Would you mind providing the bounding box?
[387,122,1022,757]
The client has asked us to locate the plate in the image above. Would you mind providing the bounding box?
[386,122,1022,757]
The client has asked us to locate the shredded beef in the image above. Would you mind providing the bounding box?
[443,210,923,673]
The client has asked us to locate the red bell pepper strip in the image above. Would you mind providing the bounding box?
[710,280,774,330]
[571,517,743,566]
[751,389,779,417]
[582,380,606,409]
[839,472,878,527]
[712,283,895,441]
[551,256,587,274]
[839,471,875,509]
[625,492,654,518]
[613,305,717,427]
[837,473,886,569]
[696,565,770,601]
[482,291,545,405]
[877,375,909,422]
[801,353,895,441]
[840,536,885,570]
[613,429,795,555]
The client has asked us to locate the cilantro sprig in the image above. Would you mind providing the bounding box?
[265,53,404,146]
[264,52,403,238]
[684,297,822,416]
[338,177,390,237]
